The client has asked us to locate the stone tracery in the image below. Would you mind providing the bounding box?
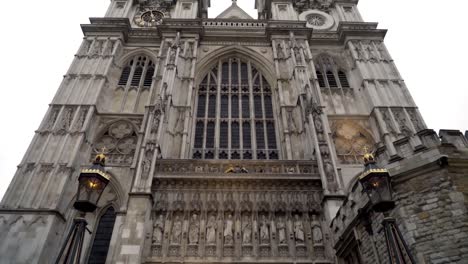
[91,120,138,165]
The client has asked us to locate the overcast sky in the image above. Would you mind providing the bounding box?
[0,0,467,200]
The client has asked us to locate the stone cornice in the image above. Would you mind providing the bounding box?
[81,18,387,46]
[81,18,131,40]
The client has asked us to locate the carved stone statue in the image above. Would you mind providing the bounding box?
[142,153,152,174]
[357,42,367,60]
[224,214,234,245]
[242,215,252,244]
[103,39,114,56]
[277,216,287,244]
[294,46,302,64]
[151,109,161,135]
[324,161,334,181]
[312,222,323,244]
[259,214,270,244]
[171,215,182,244]
[80,40,91,56]
[368,42,380,61]
[287,110,298,133]
[186,42,193,58]
[153,214,164,244]
[168,47,177,64]
[293,214,304,244]
[206,215,217,244]
[189,213,200,244]
[89,40,103,56]
[277,43,285,59]
[377,42,390,61]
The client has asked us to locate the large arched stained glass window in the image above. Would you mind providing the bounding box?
[193,58,278,160]
[88,207,116,264]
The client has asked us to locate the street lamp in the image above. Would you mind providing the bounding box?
[358,150,416,264]
[55,152,111,264]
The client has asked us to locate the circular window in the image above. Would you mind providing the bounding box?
[307,14,326,26]
[134,9,164,27]
[299,10,334,30]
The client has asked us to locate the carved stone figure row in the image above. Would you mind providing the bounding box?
[43,106,89,134]
[79,39,116,57]
[380,107,424,138]
[351,40,391,62]
[152,211,324,248]
[275,38,305,65]
[293,0,333,12]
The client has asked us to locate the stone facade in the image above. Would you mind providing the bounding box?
[0,0,466,263]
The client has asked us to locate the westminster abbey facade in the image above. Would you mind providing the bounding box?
[1,0,467,263]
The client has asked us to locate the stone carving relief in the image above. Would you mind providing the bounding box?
[140,142,155,186]
[73,107,89,132]
[171,214,182,244]
[393,108,413,137]
[56,107,75,133]
[259,214,270,244]
[188,213,200,244]
[277,215,287,244]
[206,214,217,244]
[153,214,164,245]
[293,213,305,244]
[168,45,177,64]
[79,40,91,56]
[376,41,391,61]
[89,40,103,57]
[351,40,390,62]
[241,214,252,244]
[91,120,138,165]
[224,214,234,245]
[311,215,323,245]
[102,39,115,56]
[45,107,61,131]
[331,120,374,164]
[276,42,286,59]
[293,0,334,13]
[407,108,425,132]
[150,183,324,260]
[77,37,116,59]
[381,108,397,137]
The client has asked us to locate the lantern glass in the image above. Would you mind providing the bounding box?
[74,173,109,213]
[360,173,395,212]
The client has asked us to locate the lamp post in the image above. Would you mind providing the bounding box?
[55,152,111,264]
[358,150,416,264]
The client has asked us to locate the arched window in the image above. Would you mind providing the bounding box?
[193,58,278,160]
[316,71,326,88]
[88,207,116,264]
[338,70,350,88]
[326,71,338,88]
[314,55,351,90]
[113,55,155,113]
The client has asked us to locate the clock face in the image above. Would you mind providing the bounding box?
[134,9,164,27]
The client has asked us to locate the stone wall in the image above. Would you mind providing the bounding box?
[331,130,468,264]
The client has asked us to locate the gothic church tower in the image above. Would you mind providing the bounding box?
[2,1,463,264]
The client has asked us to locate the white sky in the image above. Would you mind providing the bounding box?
[0,0,467,200]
